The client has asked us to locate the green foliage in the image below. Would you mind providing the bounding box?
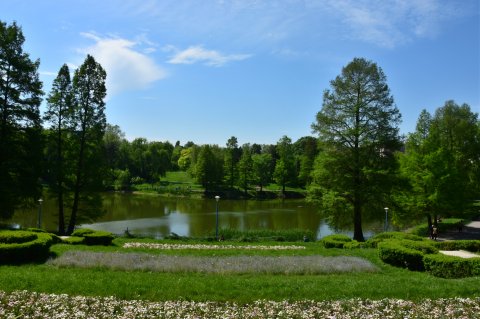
[0,231,37,244]
[71,228,114,246]
[410,218,465,236]
[0,231,53,264]
[321,234,352,248]
[365,232,424,248]
[310,58,402,241]
[378,240,426,271]
[399,102,480,224]
[61,236,85,245]
[0,21,43,219]
[71,228,96,236]
[434,240,480,252]
[214,228,314,242]
[423,254,480,279]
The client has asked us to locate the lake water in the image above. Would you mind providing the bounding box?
[10,193,386,239]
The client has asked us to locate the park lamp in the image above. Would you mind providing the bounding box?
[37,198,44,229]
[384,207,389,232]
[215,196,220,240]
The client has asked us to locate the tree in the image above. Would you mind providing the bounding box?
[224,136,239,188]
[237,143,253,195]
[0,21,43,219]
[310,57,402,241]
[67,55,107,234]
[194,145,224,191]
[399,102,480,229]
[273,136,296,194]
[252,153,272,192]
[44,64,73,234]
[294,136,318,187]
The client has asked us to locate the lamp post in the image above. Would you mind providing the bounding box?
[37,198,43,229]
[384,207,389,232]
[215,196,220,240]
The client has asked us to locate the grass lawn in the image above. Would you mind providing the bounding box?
[0,238,479,303]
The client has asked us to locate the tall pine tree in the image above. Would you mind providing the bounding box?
[0,21,43,219]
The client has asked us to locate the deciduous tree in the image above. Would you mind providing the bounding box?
[310,58,402,241]
[67,55,107,234]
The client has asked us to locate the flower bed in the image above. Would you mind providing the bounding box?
[123,242,306,250]
[0,290,478,318]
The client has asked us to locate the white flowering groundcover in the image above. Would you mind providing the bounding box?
[0,290,478,319]
[123,242,306,250]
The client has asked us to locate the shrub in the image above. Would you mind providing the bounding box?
[399,239,438,255]
[377,240,425,271]
[61,236,85,245]
[0,231,37,244]
[0,231,54,264]
[83,231,114,246]
[321,234,352,249]
[434,240,480,252]
[71,228,96,237]
[365,232,424,248]
[343,240,362,249]
[214,228,314,242]
[70,228,114,246]
[423,254,480,278]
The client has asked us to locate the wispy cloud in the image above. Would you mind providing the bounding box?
[79,32,167,95]
[167,45,251,67]
[322,0,460,48]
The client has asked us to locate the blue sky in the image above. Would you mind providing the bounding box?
[2,0,479,145]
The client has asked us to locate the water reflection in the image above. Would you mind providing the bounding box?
[9,193,387,239]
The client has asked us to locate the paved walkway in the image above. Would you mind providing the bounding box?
[436,218,480,241]
[436,218,480,258]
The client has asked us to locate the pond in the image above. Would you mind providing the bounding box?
[10,193,387,239]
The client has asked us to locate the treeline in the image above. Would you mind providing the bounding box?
[1,21,479,240]
[101,131,318,194]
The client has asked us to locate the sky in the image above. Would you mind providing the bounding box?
[2,0,479,146]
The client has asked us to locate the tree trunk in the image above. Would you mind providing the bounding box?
[67,128,86,235]
[353,198,365,241]
[57,119,65,235]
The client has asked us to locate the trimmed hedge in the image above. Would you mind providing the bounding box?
[365,232,424,248]
[61,236,85,245]
[424,254,480,279]
[0,231,54,264]
[377,240,426,271]
[321,234,352,248]
[434,240,480,252]
[71,229,114,246]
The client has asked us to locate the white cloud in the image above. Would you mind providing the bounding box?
[79,32,167,95]
[168,45,251,67]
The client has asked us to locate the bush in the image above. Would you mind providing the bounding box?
[423,254,480,278]
[343,241,362,249]
[215,228,315,242]
[365,232,424,248]
[83,231,114,246]
[71,228,96,237]
[321,234,352,249]
[377,240,425,271]
[0,231,54,264]
[71,228,114,246]
[434,240,480,252]
[61,236,85,245]
[0,231,37,244]
[399,239,438,255]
